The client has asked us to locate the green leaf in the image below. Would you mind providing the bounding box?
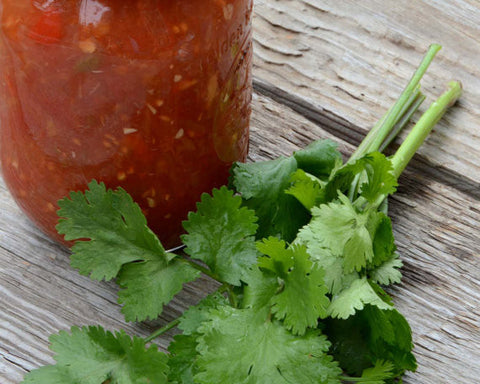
[328,278,392,319]
[182,186,259,286]
[359,152,398,203]
[195,306,342,384]
[324,158,366,202]
[256,237,294,276]
[298,194,375,273]
[295,232,359,296]
[325,306,415,377]
[370,213,396,267]
[23,326,169,384]
[23,366,78,384]
[343,224,374,273]
[285,169,324,210]
[357,360,395,384]
[117,258,200,322]
[365,306,417,373]
[257,238,330,334]
[301,194,359,256]
[323,152,397,203]
[232,156,309,241]
[242,266,280,310]
[178,292,229,335]
[168,334,199,384]
[293,139,342,180]
[56,180,166,281]
[369,254,403,286]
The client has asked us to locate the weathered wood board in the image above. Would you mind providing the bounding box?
[1,1,480,383]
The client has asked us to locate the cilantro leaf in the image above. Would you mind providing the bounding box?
[23,326,169,384]
[168,293,229,384]
[367,213,403,286]
[295,231,359,296]
[299,194,359,257]
[325,305,416,377]
[57,181,200,323]
[232,140,343,240]
[285,169,324,211]
[370,213,396,267]
[357,360,395,384]
[343,224,375,273]
[117,258,200,322]
[195,306,342,384]
[232,156,309,241]
[365,306,416,372]
[256,237,295,274]
[324,158,366,202]
[57,180,166,281]
[359,152,398,203]
[168,334,198,384]
[298,194,376,273]
[23,366,76,384]
[293,139,342,180]
[182,187,258,286]
[369,254,403,286]
[257,238,330,335]
[324,153,397,203]
[178,292,229,335]
[327,278,392,319]
[242,266,280,310]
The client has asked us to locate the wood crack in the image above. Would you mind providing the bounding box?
[253,77,365,146]
[2,353,29,373]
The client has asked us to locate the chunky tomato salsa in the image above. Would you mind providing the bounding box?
[0,0,253,248]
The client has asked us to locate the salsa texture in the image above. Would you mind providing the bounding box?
[0,0,253,248]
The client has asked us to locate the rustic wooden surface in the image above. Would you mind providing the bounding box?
[1,1,480,383]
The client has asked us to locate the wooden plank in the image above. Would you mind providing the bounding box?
[1,92,479,383]
[252,0,480,191]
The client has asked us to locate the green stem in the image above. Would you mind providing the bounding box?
[378,91,426,152]
[350,44,441,162]
[391,81,462,178]
[226,285,238,308]
[339,376,360,383]
[352,87,419,160]
[347,90,425,201]
[216,284,230,294]
[144,318,181,343]
[339,375,376,383]
[179,256,222,283]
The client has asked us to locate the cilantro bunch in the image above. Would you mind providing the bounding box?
[23,45,461,384]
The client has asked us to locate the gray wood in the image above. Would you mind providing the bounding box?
[1,1,480,383]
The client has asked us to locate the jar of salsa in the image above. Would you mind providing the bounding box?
[0,0,253,248]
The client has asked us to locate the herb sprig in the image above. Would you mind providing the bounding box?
[23,45,461,384]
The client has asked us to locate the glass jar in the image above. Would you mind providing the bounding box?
[0,0,253,248]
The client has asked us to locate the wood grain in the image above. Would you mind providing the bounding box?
[1,1,480,383]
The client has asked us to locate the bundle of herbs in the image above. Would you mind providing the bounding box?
[23,44,461,384]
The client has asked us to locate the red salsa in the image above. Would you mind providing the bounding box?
[0,0,253,248]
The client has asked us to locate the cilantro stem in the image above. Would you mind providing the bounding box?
[215,284,238,307]
[225,285,238,308]
[390,81,462,179]
[144,318,181,343]
[339,376,376,383]
[378,91,426,153]
[350,44,441,162]
[179,255,222,282]
[347,91,425,201]
[355,87,421,158]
